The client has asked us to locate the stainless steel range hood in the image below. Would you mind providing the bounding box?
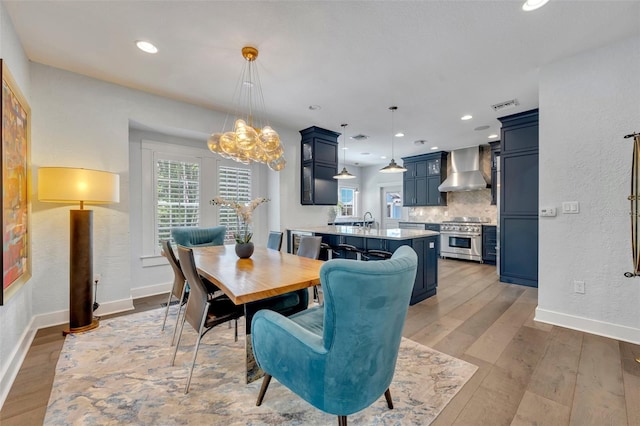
[438,146,488,192]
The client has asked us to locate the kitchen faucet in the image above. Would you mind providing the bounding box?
[363,211,374,230]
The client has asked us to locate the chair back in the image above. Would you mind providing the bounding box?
[319,245,417,413]
[267,231,283,251]
[176,246,210,331]
[171,226,226,247]
[162,240,186,299]
[296,236,322,259]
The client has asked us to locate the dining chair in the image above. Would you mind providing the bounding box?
[171,246,245,394]
[296,236,322,259]
[266,231,283,251]
[160,240,189,345]
[251,245,418,425]
[171,225,226,247]
[297,236,323,303]
[170,226,226,296]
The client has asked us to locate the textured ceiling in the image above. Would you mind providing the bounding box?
[4,0,640,165]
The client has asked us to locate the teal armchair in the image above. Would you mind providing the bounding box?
[171,226,226,247]
[251,245,418,425]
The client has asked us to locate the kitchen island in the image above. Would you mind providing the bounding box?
[287,226,439,305]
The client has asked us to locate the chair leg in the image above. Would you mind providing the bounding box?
[234,319,238,342]
[256,374,272,406]
[170,310,188,366]
[171,284,188,346]
[384,388,393,409]
[184,312,208,394]
[161,291,173,331]
[338,415,347,426]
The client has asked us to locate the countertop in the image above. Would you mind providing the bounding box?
[289,226,439,240]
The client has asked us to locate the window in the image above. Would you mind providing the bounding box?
[155,158,201,247]
[218,165,252,243]
[338,187,357,216]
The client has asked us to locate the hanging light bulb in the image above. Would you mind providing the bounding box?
[207,46,286,170]
[334,123,356,180]
[379,106,407,173]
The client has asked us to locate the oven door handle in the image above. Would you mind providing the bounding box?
[441,233,481,238]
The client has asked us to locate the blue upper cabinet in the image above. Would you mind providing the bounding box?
[402,152,448,207]
[498,109,539,287]
[300,126,339,205]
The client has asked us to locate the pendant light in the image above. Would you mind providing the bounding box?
[379,106,407,173]
[334,123,356,179]
[207,46,286,171]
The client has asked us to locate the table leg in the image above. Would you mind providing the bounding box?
[244,303,264,384]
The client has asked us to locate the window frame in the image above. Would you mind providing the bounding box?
[337,186,358,217]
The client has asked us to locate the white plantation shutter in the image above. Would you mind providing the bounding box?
[156,158,200,246]
[218,166,252,243]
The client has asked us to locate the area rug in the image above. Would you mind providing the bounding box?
[45,307,477,425]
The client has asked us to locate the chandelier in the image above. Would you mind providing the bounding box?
[333,123,356,179]
[207,46,286,171]
[379,106,407,173]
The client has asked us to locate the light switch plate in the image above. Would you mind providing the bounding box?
[562,201,580,214]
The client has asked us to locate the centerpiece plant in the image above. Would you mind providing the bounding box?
[210,197,269,250]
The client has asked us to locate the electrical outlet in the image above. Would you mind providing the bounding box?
[574,280,585,294]
[94,273,102,284]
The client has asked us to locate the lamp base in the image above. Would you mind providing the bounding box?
[62,318,99,336]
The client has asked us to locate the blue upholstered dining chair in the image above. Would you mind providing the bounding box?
[171,226,226,247]
[251,245,418,425]
[170,226,226,296]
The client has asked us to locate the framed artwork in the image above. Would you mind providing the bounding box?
[1,59,31,305]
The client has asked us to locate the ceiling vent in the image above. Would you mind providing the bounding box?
[414,139,427,146]
[491,98,519,113]
[350,134,368,141]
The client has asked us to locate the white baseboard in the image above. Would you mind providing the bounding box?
[0,316,37,411]
[535,307,640,344]
[130,282,171,300]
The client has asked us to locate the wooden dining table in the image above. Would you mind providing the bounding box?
[191,244,324,383]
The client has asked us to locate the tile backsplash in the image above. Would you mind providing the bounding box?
[408,189,497,223]
[407,145,497,224]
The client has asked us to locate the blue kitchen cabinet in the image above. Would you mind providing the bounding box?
[498,109,538,287]
[300,126,339,206]
[402,152,448,207]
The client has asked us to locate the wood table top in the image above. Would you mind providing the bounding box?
[191,245,324,305]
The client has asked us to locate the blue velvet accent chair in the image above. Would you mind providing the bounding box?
[171,226,226,247]
[251,245,418,425]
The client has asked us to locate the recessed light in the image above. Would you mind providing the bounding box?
[380,156,387,159]
[431,146,439,150]
[342,147,349,150]
[136,40,158,54]
[461,115,473,121]
[488,134,499,139]
[395,132,404,137]
[308,105,321,111]
[522,0,550,11]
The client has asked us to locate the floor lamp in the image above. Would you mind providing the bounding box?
[38,167,120,334]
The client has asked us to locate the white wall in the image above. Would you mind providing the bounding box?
[0,1,33,408]
[536,35,640,343]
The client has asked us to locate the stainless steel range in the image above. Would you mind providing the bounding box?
[440,216,490,262]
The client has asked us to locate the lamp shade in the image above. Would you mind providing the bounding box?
[38,167,120,204]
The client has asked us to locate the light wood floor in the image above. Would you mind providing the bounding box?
[2,259,639,425]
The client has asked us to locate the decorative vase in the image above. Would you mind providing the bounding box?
[235,242,254,259]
